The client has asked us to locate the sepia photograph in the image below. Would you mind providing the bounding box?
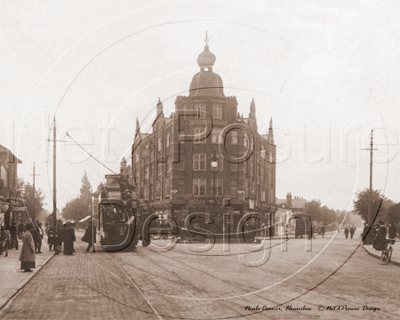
[0,1,399,319]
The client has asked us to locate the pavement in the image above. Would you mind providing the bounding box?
[0,238,54,311]
[363,239,400,266]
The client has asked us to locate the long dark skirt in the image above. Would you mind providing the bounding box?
[20,261,35,270]
[63,240,74,255]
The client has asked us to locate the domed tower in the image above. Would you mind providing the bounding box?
[189,32,224,97]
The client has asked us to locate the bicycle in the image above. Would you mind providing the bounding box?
[381,238,395,263]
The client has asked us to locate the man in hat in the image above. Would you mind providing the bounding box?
[344,227,349,239]
[349,225,355,239]
[82,220,96,252]
[320,224,326,238]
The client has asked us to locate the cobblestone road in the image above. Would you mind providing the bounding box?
[1,234,399,320]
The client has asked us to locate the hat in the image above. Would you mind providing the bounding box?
[378,220,384,225]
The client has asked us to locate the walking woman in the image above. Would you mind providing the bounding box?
[61,222,76,255]
[20,224,35,272]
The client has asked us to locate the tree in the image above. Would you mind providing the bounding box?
[19,179,46,222]
[305,199,322,222]
[387,203,400,225]
[61,198,85,222]
[80,171,92,205]
[61,171,92,222]
[353,188,387,223]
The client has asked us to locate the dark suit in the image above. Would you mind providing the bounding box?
[61,226,76,255]
[373,226,387,250]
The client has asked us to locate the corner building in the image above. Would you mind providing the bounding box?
[132,40,277,238]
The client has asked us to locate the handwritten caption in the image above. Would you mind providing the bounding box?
[245,305,380,313]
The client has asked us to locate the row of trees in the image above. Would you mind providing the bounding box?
[353,188,400,225]
[305,199,361,228]
[306,188,400,229]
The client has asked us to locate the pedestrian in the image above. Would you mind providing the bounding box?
[344,227,349,239]
[388,223,397,239]
[373,220,387,250]
[61,222,76,255]
[81,221,96,252]
[1,226,10,257]
[19,224,35,272]
[53,228,62,255]
[320,224,326,238]
[32,223,41,253]
[10,222,18,250]
[17,222,25,239]
[362,222,370,244]
[36,223,44,253]
[350,225,355,239]
[47,227,54,251]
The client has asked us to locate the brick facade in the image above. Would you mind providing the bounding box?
[131,41,277,237]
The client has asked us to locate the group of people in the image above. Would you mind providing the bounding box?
[0,221,44,258]
[18,220,78,272]
[48,221,77,255]
[362,220,398,248]
[343,225,356,239]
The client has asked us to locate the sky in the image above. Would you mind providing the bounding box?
[1,0,399,213]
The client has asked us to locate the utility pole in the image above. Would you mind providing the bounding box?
[53,118,57,232]
[362,130,377,226]
[30,162,41,223]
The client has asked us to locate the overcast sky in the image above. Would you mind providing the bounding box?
[1,0,399,213]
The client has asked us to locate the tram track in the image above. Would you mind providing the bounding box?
[110,252,270,320]
[124,249,317,319]
[112,258,165,320]
[142,242,400,319]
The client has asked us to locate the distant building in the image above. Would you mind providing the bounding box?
[131,37,277,237]
[276,193,306,213]
[275,193,307,237]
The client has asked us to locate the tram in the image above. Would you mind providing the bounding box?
[94,194,139,251]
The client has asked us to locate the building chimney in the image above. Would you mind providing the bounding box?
[286,192,292,208]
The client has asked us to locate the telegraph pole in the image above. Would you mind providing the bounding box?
[362,130,377,226]
[30,162,41,223]
[53,118,57,232]
[369,131,373,226]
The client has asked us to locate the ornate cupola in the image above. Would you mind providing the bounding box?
[189,32,224,97]
[197,32,216,71]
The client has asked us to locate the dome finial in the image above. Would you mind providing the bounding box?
[197,31,216,69]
